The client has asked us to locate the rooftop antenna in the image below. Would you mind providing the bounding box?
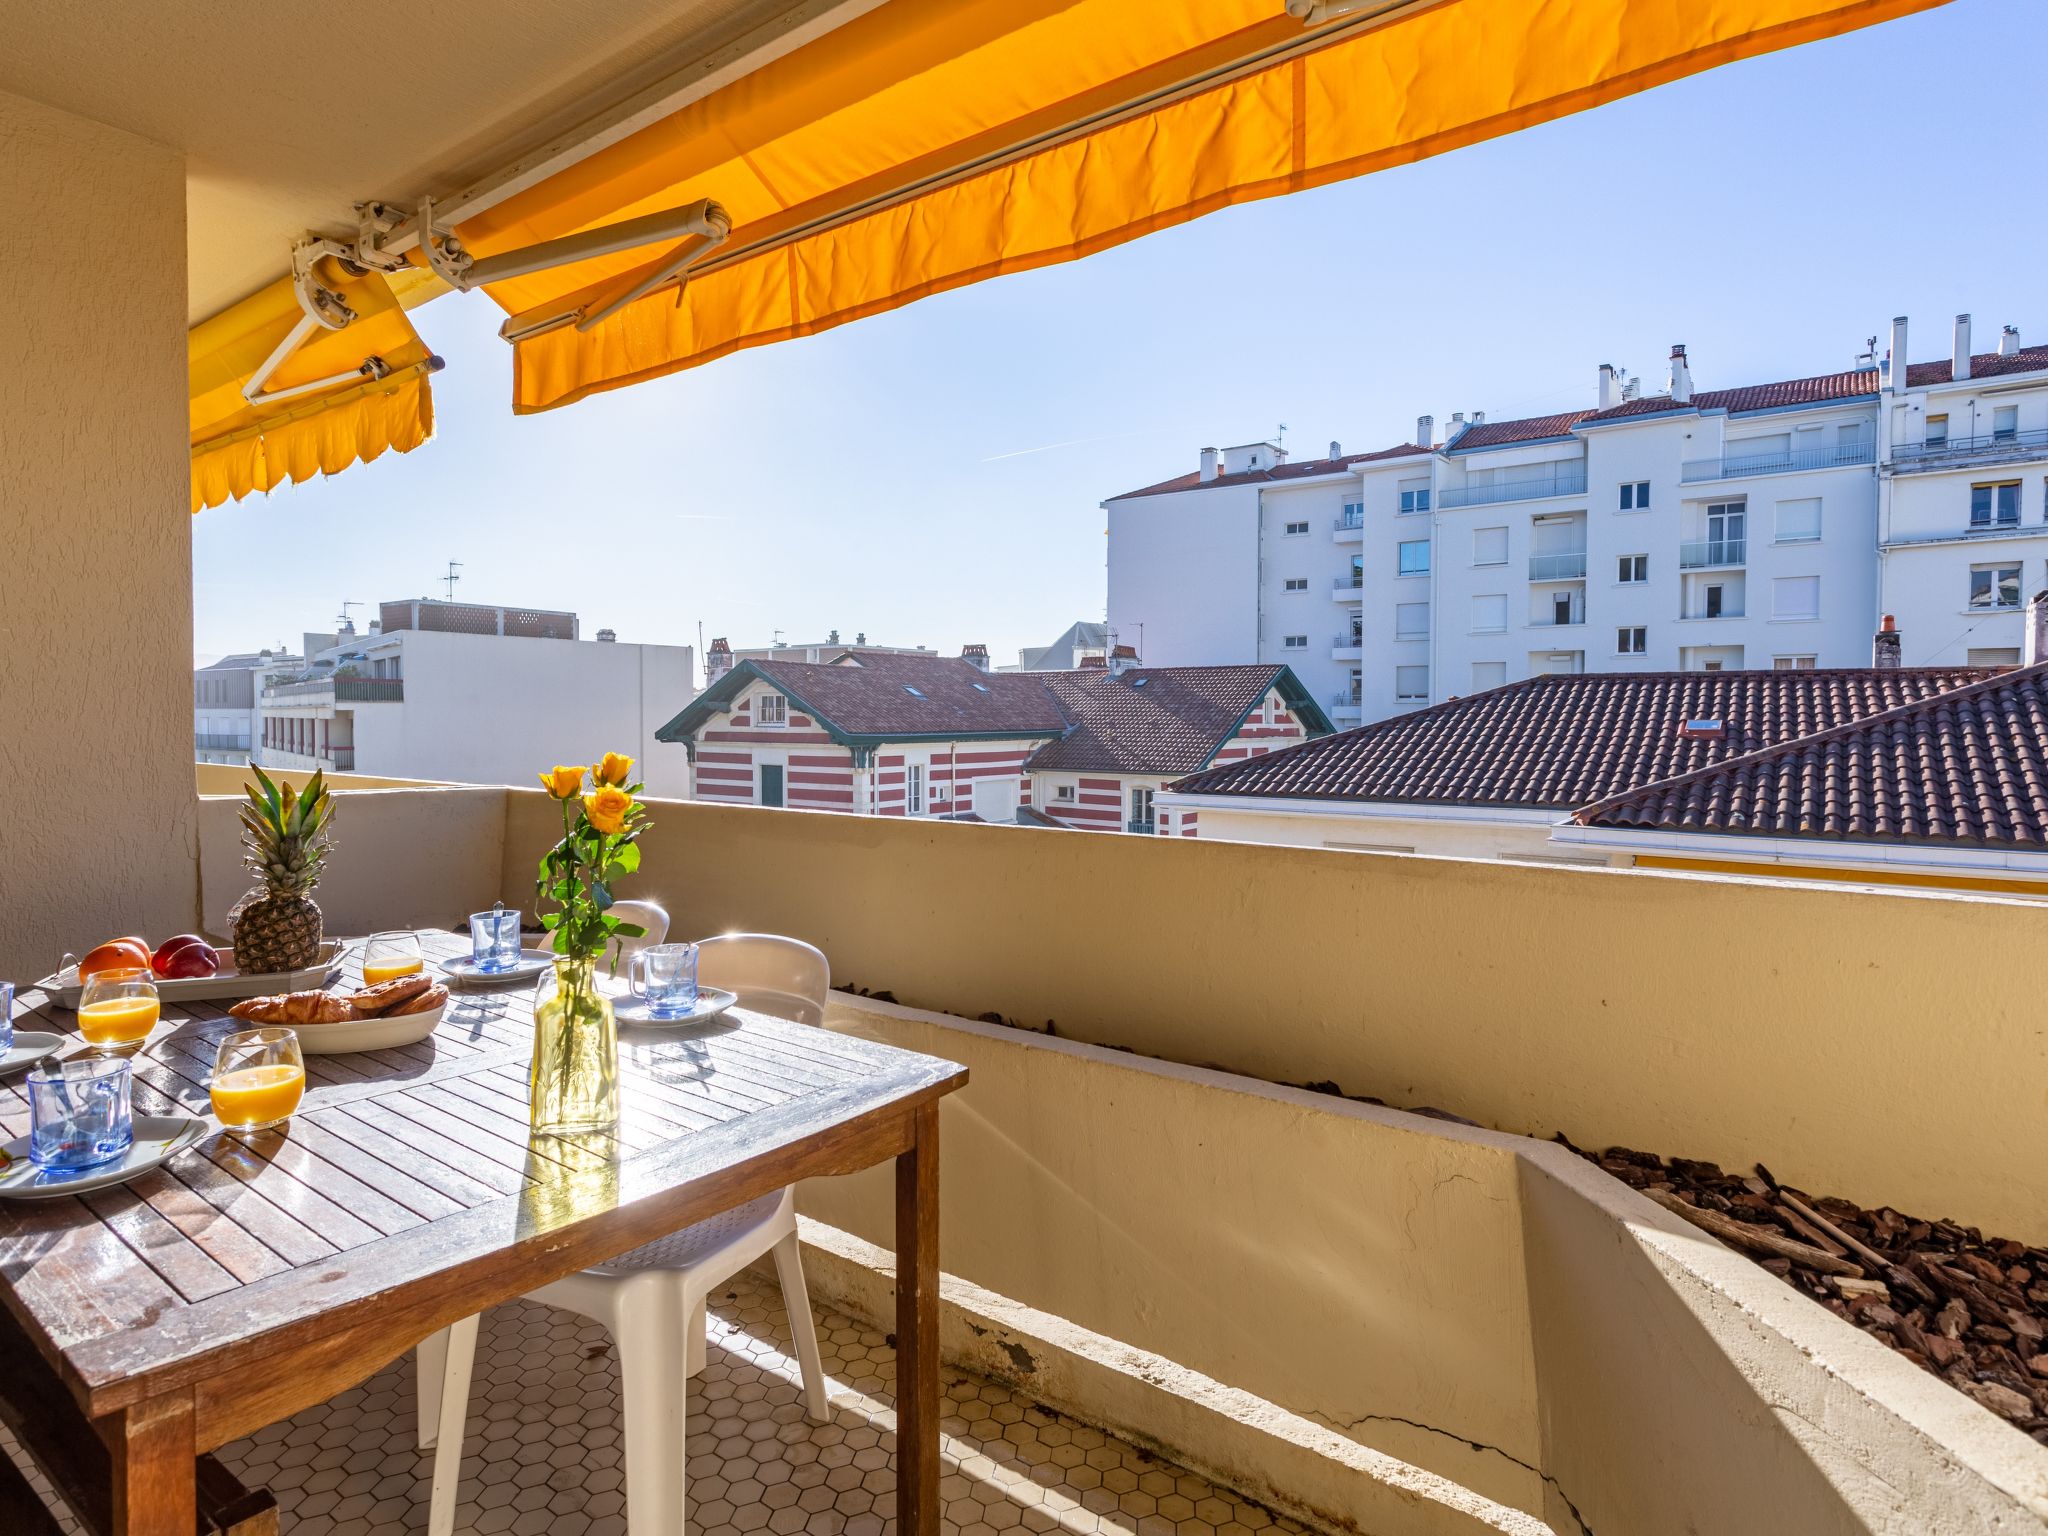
[1275,422,1289,450]
[336,600,362,631]
[442,560,463,601]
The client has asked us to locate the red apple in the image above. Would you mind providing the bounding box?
[152,935,219,979]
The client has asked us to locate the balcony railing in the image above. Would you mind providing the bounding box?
[1333,633,1362,650]
[1680,441,1875,482]
[1436,466,1588,508]
[263,676,405,703]
[193,734,251,751]
[1529,610,1585,628]
[1332,578,1363,600]
[1679,537,1747,569]
[1126,819,1156,835]
[326,747,356,771]
[1680,605,1746,620]
[1888,426,2048,470]
[1528,551,1588,581]
[1331,689,1361,708]
[1335,508,1364,530]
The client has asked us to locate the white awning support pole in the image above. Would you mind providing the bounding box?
[419,196,729,292]
[240,242,393,408]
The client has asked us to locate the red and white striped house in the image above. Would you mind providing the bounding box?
[656,646,1330,832]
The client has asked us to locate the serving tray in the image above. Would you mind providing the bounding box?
[36,941,346,1010]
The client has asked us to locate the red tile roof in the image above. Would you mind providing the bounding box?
[1444,411,1592,450]
[1166,668,1998,810]
[1906,344,2048,387]
[748,651,1070,737]
[1029,666,1325,775]
[1106,443,1429,502]
[1572,665,2048,850]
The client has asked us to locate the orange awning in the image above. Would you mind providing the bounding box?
[188,265,441,512]
[442,0,1944,414]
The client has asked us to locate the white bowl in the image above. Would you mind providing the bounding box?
[291,997,447,1055]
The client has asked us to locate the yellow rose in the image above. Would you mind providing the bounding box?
[541,765,587,799]
[595,752,634,787]
[584,784,634,835]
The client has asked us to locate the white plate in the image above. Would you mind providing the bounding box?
[37,941,345,1010]
[438,949,553,987]
[291,998,447,1055]
[0,1032,64,1076]
[0,1116,208,1200]
[615,988,738,1029]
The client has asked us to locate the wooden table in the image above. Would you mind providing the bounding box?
[0,931,966,1536]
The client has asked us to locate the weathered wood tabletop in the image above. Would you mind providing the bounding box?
[0,930,965,1536]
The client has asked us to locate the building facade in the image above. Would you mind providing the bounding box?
[1107,313,2048,722]
[193,650,301,764]
[256,599,694,793]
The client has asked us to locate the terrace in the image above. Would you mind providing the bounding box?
[6,1,2048,1533]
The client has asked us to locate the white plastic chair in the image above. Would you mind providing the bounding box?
[607,898,670,958]
[417,933,833,1536]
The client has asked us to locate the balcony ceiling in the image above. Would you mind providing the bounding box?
[0,0,857,321]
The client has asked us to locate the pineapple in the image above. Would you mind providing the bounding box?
[229,765,337,972]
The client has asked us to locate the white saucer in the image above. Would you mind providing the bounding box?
[0,1116,208,1200]
[292,998,447,1055]
[438,950,552,987]
[614,988,738,1028]
[0,1032,64,1076]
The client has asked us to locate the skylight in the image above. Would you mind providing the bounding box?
[971,682,989,693]
[1130,677,1149,688]
[904,685,925,698]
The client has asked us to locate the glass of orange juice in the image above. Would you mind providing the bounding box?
[361,931,424,986]
[76,967,160,1050]
[210,1027,305,1135]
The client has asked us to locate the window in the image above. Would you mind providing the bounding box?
[1773,655,1818,670]
[1473,527,1508,566]
[904,764,926,815]
[1619,480,1651,511]
[756,693,788,726]
[1776,497,1822,543]
[1617,627,1647,655]
[1969,647,2022,666]
[1925,413,1948,447]
[1340,500,1364,528]
[1129,786,1155,828]
[1970,563,2022,610]
[1283,634,1307,649]
[1471,661,1507,691]
[1284,520,1309,535]
[1395,665,1430,701]
[1471,594,1508,633]
[1617,553,1648,584]
[930,777,949,802]
[1836,421,1868,450]
[1994,404,2019,443]
[1054,783,1075,802]
[1773,576,1820,621]
[1972,482,2021,528]
[1283,577,1308,592]
[1397,539,1431,576]
[1395,602,1430,639]
[1398,479,1431,514]
[1702,583,1726,619]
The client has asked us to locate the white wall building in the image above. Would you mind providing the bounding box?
[257,599,694,794]
[1107,314,2048,718]
[194,650,301,764]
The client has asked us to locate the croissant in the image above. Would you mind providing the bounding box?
[228,990,356,1025]
[387,982,448,1017]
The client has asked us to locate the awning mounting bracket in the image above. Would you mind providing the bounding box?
[239,240,395,408]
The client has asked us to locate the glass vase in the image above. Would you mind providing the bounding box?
[529,957,619,1137]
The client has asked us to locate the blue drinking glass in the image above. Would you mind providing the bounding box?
[629,943,700,1018]
[27,1055,134,1171]
[0,981,13,1054]
[470,907,523,973]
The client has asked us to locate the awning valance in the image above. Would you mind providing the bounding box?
[442,0,1942,415]
[188,265,441,512]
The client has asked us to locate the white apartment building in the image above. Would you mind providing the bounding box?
[1106,312,2048,721]
[193,650,301,764]
[257,598,694,794]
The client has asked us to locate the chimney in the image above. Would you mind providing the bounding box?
[1887,315,1909,391]
[2001,324,2022,358]
[1109,644,1140,677]
[1328,439,1342,460]
[596,628,617,643]
[961,642,990,672]
[1470,411,1486,426]
[706,637,734,686]
[1415,414,1433,448]
[1598,363,1620,409]
[1622,375,1642,402]
[855,631,867,645]
[1079,654,1108,670]
[2025,593,2048,667]
[1953,314,1972,381]
[1872,614,1901,670]
[1668,344,1693,404]
[1199,447,1219,482]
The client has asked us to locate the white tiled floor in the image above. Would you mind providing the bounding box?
[11,1272,1308,1536]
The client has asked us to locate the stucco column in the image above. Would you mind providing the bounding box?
[0,89,195,977]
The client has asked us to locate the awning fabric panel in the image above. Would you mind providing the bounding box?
[188,268,438,511]
[479,0,1943,414]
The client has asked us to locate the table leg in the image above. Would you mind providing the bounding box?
[895,1101,940,1536]
[106,1392,195,1536]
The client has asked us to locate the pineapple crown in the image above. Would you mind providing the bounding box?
[239,764,337,896]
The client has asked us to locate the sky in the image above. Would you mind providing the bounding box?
[193,0,2047,678]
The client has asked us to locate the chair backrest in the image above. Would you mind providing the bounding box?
[696,933,830,1026]
[607,900,670,960]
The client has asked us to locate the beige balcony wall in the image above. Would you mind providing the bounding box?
[499,792,2048,1242]
[0,90,192,979]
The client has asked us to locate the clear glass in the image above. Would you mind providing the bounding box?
[629,942,700,1018]
[210,1027,306,1134]
[27,1055,133,1170]
[470,907,524,973]
[0,981,13,1054]
[362,931,424,986]
[76,967,160,1051]
[530,958,619,1137]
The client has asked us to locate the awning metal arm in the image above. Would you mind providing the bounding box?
[420,195,729,297]
[240,241,390,408]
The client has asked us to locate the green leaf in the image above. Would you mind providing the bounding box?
[611,842,641,874]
